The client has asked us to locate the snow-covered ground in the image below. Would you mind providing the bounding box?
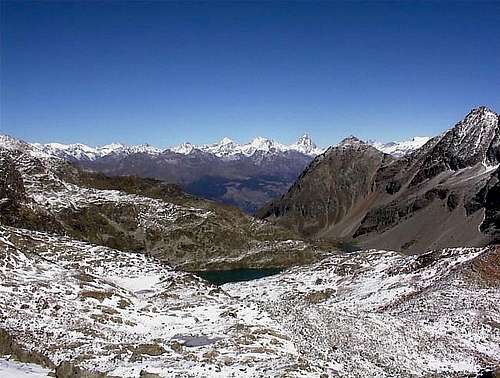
[1,225,498,377]
[225,247,500,377]
[0,358,51,377]
[0,225,312,377]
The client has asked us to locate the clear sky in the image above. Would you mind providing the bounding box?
[1,1,499,148]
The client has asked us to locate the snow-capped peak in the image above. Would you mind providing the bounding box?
[296,133,313,147]
[171,142,195,155]
[368,136,431,157]
[219,137,234,145]
[201,137,238,157]
[291,133,324,155]
[170,134,324,158]
[246,137,277,153]
[127,144,162,155]
[31,140,160,161]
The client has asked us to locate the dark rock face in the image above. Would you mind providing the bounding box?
[467,168,500,243]
[258,107,500,253]
[257,138,389,237]
[0,328,54,369]
[0,153,26,214]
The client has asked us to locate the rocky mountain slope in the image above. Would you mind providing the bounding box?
[1,114,499,377]
[258,107,500,253]
[0,134,326,271]
[1,224,498,377]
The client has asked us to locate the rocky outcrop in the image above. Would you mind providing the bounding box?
[0,328,54,369]
[466,167,500,243]
[0,152,26,216]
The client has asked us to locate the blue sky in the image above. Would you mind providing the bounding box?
[1,1,499,148]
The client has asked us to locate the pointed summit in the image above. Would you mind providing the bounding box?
[338,135,365,147]
[410,106,499,185]
[291,133,323,156]
[297,133,313,146]
[219,137,235,145]
[171,142,195,155]
[461,106,498,130]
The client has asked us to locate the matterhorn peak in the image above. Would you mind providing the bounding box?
[290,133,323,156]
[296,133,315,148]
[297,133,312,144]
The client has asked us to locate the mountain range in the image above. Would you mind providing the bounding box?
[0,106,499,376]
[30,134,428,213]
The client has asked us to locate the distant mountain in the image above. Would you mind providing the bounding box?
[31,134,323,213]
[31,141,162,162]
[33,133,429,162]
[172,134,324,157]
[258,106,500,252]
[368,136,430,157]
[33,133,323,161]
